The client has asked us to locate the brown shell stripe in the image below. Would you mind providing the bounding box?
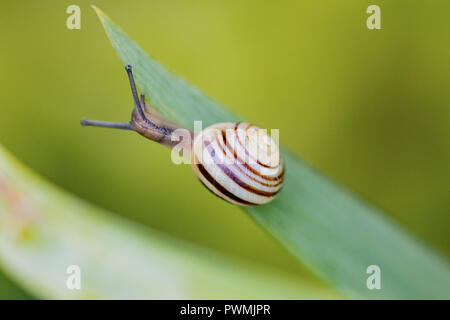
[221,129,283,182]
[214,135,283,189]
[236,123,275,169]
[216,136,283,191]
[203,140,280,198]
[195,162,257,206]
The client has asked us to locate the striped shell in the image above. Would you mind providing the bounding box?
[191,122,284,206]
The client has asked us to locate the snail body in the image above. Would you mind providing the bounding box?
[82,65,284,206]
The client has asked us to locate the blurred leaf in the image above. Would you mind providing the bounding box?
[94,6,450,299]
[0,271,31,299]
[0,145,335,299]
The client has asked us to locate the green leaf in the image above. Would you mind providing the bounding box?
[0,145,334,299]
[93,6,450,299]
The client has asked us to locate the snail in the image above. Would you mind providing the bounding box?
[81,65,284,206]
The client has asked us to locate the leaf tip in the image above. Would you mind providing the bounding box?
[91,4,106,22]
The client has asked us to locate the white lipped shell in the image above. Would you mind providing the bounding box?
[191,122,284,206]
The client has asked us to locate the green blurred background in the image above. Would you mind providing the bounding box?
[0,0,448,298]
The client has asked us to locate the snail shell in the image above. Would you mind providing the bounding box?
[191,122,284,206]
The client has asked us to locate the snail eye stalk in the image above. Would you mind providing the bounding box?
[80,119,132,130]
[125,65,146,120]
[80,65,147,131]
